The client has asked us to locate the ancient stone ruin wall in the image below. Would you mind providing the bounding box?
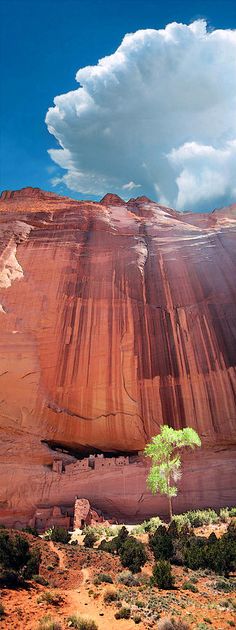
[52,453,130,476]
[29,505,73,531]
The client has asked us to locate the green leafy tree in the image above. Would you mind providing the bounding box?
[144,425,201,520]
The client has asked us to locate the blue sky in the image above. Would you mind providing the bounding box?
[0,0,235,209]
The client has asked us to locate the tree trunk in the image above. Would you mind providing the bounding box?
[168,495,173,521]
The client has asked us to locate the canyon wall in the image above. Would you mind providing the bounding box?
[0,188,235,525]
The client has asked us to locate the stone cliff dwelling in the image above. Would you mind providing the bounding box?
[28,450,141,531]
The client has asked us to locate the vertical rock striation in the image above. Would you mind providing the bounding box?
[0,188,235,524]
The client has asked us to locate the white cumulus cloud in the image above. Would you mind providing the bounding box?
[46,20,236,211]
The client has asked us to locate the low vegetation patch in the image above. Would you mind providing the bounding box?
[36,615,62,630]
[119,536,147,573]
[67,615,98,630]
[83,531,97,548]
[37,591,63,606]
[116,570,140,586]
[103,588,120,603]
[93,572,113,585]
[51,527,70,544]
[114,606,131,619]
[0,602,5,617]
[149,525,173,560]
[152,560,175,589]
[0,530,40,586]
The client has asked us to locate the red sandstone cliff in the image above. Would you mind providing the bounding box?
[0,188,235,525]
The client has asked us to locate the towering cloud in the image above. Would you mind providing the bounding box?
[46,20,236,211]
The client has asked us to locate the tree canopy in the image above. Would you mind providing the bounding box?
[144,425,201,519]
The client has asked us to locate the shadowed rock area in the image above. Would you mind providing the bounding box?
[0,187,235,525]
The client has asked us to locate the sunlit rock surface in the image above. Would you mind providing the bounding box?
[0,188,235,525]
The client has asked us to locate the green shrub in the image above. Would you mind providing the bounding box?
[145,516,163,532]
[83,531,97,548]
[226,520,236,540]
[167,520,179,540]
[22,526,39,537]
[93,573,113,585]
[152,560,174,589]
[66,615,98,630]
[117,570,140,586]
[228,508,236,517]
[182,529,236,576]
[213,578,235,593]
[133,614,142,624]
[36,615,62,630]
[51,527,70,544]
[185,509,218,527]
[0,530,41,585]
[149,525,173,560]
[115,607,131,619]
[170,514,191,535]
[0,603,5,617]
[37,591,63,606]
[182,580,198,592]
[98,538,116,553]
[219,508,230,523]
[33,574,49,586]
[133,516,163,534]
[119,536,147,573]
[43,529,53,540]
[23,548,41,579]
[103,588,119,603]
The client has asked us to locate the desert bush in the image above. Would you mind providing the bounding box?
[167,520,179,539]
[36,615,62,630]
[33,574,49,586]
[23,548,41,579]
[149,525,173,560]
[228,507,236,517]
[103,588,119,603]
[145,516,163,532]
[98,538,116,553]
[152,560,174,589]
[51,527,70,544]
[43,529,53,540]
[133,614,142,624]
[37,591,63,606]
[114,526,129,550]
[158,617,190,629]
[170,514,191,535]
[133,516,163,534]
[22,526,39,537]
[117,570,140,586]
[115,606,131,619]
[182,580,198,592]
[98,526,129,554]
[0,530,40,585]
[183,530,236,576]
[93,572,113,585]
[0,603,5,617]
[67,615,98,630]
[226,520,236,540]
[213,578,235,593]
[185,509,218,527]
[83,531,97,548]
[219,508,230,522]
[119,536,147,573]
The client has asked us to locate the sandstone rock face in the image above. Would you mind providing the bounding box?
[0,188,235,525]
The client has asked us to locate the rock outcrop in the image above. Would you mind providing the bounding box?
[0,188,235,525]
